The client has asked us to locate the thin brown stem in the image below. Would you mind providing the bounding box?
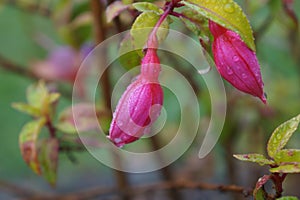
[23,180,253,199]
[0,54,38,80]
[89,1,130,200]
[150,135,182,200]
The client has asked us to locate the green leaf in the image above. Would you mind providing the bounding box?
[270,163,300,173]
[106,1,129,23]
[180,8,208,37]
[56,103,99,134]
[130,11,169,54]
[233,154,275,166]
[274,149,300,163]
[38,138,59,187]
[132,2,163,14]
[12,103,41,117]
[118,33,142,70]
[254,189,266,200]
[19,118,46,175]
[27,81,49,108]
[181,0,256,51]
[267,114,300,159]
[276,197,299,200]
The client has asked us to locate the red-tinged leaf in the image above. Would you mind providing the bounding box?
[181,0,256,51]
[233,154,275,166]
[56,103,100,134]
[106,1,129,23]
[38,138,59,186]
[274,149,300,163]
[267,114,300,159]
[270,163,300,173]
[19,118,46,175]
[253,175,270,199]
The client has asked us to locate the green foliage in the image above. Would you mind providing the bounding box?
[267,114,300,159]
[12,81,60,185]
[130,11,170,54]
[56,103,100,134]
[12,81,60,118]
[181,0,256,51]
[235,114,300,198]
[234,114,300,171]
[233,154,274,166]
[118,37,142,70]
[132,2,163,14]
[18,118,46,175]
[276,197,299,200]
[38,138,59,187]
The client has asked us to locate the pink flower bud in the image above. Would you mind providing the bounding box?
[108,49,163,147]
[209,20,266,103]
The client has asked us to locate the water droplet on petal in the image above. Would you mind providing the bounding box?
[227,67,233,75]
[242,73,247,79]
[233,55,240,62]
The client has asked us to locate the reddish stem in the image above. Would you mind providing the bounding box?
[147,2,174,49]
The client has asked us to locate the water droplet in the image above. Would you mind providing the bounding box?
[198,66,211,75]
[114,138,122,143]
[227,67,233,75]
[224,3,235,13]
[233,55,240,62]
[242,73,247,79]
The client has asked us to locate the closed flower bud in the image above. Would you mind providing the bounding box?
[209,20,266,103]
[108,49,163,147]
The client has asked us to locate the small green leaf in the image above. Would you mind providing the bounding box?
[49,93,60,104]
[233,154,275,166]
[19,118,46,175]
[106,1,129,23]
[118,33,142,70]
[254,189,265,200]
[12,103,41,117]
[180,8,208,37]
[130,11,169,54]
[274,149,300,163]
[276,197,299,200]
[56,103,99,134]
[267,114,300,159]
[38,138,59,187]
[270,163,300,173]
[181,0,256,51]
[27,81,49,108]
[132,2,163,14]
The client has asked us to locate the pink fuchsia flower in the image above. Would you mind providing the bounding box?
[209,20,266,104]
[108,48,163,147]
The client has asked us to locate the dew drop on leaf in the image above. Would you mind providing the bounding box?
[223,3,235,14]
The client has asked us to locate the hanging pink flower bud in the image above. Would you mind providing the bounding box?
[209,20,266,103]
[108,49,163,147]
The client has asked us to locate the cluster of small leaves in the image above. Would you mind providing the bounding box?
[234,114,300,199]
[12,81,60,186]
[12,82,101,186]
